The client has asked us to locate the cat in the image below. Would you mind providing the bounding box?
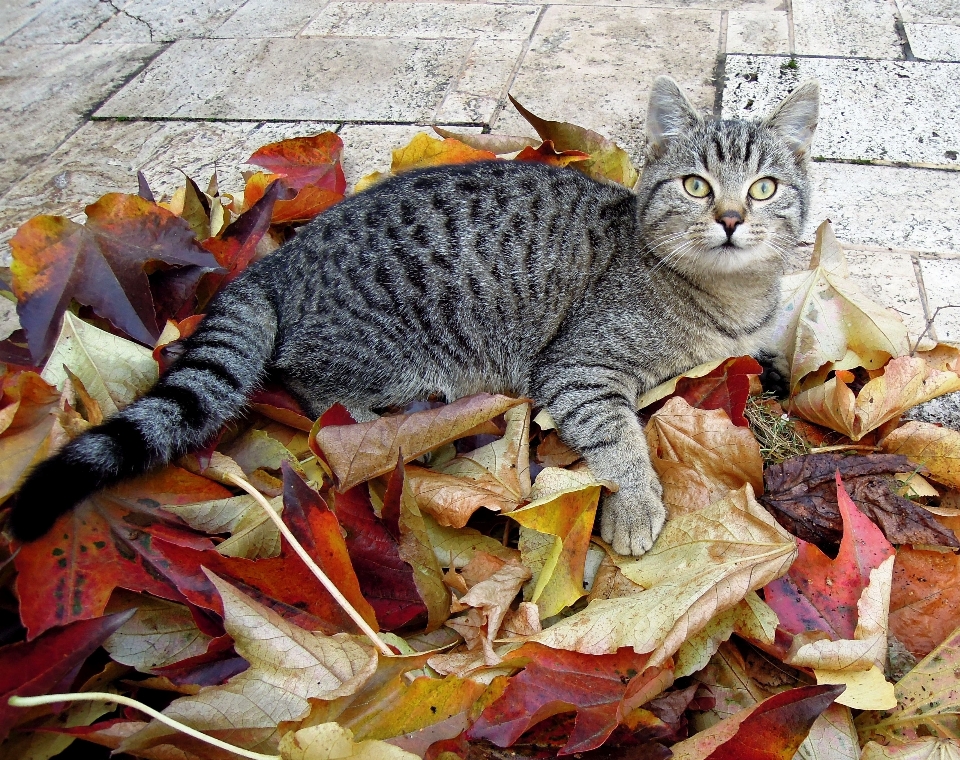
[7,76,818,556]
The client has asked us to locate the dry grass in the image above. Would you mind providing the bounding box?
[745,395,810,465]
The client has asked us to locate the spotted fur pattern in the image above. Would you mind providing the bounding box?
[10,77,818,555]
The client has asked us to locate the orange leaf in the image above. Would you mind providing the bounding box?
[243,172,344,224]
[514,139,590,167]
[890,546,960,658]
[247,131,346,193]
[391,133,497,173]
[0,371,62,501]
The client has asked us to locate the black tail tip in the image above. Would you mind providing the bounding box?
[6,457,103,543]
[7,491,57,542]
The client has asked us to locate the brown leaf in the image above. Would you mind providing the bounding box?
[890,546,960,658]
[882,420,960,490]
[760,453,958,551]
[431,127,539,155]
[646,397,764,517]
[0,371,63,501]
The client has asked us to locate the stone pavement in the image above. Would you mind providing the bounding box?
[1,0,958,343]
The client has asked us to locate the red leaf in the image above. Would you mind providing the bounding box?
[0,610,134,741]
[249,383,314,431]
[247,132,347,194]
[201,178,281,283]
[765,473,894,640]
[332,483,427,631]
[13,467,229,639]
[468,643,660,755]
[645,356,763,427]
[11,194,221,363]
[151,634,249,687]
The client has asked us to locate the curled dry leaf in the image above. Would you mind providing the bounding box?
[882,420,960,489]
[421,512,520,569]
[246,132,346,194]
[279,723,419,760]
[534,485,797,664]
[770,221,910,394]
[646,397,764,517]
[431,126,539,155]
[795,702,861,760]
[0,371,63,501]
[164,492,284,560]
[310,393,526,491]
[790,355,960,441]
[513,140,591,167]
[121,573,378,756]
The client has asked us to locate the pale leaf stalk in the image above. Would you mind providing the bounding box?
[225,473,394,657]
[8,693,279,760]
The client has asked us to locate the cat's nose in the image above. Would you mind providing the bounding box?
[716,211,744,239]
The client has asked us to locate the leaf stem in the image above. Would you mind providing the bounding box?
[7,692,279,760]
[809,444,880,454]
[225,473,394,657]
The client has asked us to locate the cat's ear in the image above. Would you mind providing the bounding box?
[645,76,702,159]
[765,80,819,158]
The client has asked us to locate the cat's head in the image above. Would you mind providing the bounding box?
[635,76,819,277]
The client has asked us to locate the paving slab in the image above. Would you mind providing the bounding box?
[435,38,526,124]
[0,42,160,194]
[792,0,902,58]
[726,11,790,55]
[87,0,239,43]
[0,0,55,43]
[806,162,960,254]
[0,120,336,266]
[917,258,960,342]
[905,23,960,60]
[95,37,473,121]
[3,0,115,45]
[723,55,960,168]
[896,0,960,25]
[302,2,539,39]
[495,6,721,163]
[211,0,327,38]
[484,0,783,8]
[844,249,928,337]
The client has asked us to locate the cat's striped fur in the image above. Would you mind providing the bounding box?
[9,77,818,555]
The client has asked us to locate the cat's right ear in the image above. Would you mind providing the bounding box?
[645,76,702,160]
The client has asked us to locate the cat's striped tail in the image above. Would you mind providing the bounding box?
[8,275,279,542]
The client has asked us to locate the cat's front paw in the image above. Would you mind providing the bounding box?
[599,478,666,556]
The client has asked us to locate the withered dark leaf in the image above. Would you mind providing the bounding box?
[759,452,958,551]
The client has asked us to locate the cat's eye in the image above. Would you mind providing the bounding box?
[682,176,711,198]
[748,177,777,200]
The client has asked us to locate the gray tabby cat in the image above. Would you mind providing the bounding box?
[9,76,818,556]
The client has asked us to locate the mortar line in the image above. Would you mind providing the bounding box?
[713,11,729,118]
[784,0,796,55]
[488,3,548,132]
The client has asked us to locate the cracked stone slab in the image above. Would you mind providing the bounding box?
[806,162,960,255]
[95,37,473,121]
[905,23,960,60]
[897,0,960,25]
[723,56,960,168]
[726,11,790,55]
[485,0,783,7]
[211,0,327,38]
[303,1,540,40]
[918,258,960,343]
[495,6,720,164]
[792,0,902,58]
[0,119,336,266]
[435,38,526,124]
[87,0,239,42]
[3,0,115,45]
[0,42,160,195]
[0,0,56,43]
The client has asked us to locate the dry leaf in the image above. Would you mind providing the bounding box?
[882,421,960,489]
[646,397,764,517]
[860,738,960,759]
[164,493,284,559]
[795,702,860,760]
[391,133,497,172]
[279,723,418,760]
[421,512,520,569]
[533,485,796,664]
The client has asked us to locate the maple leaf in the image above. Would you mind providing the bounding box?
[310,393,526,491]
[390,133,497,173]
[40,310,158,417]
[0,610,134,742]
[0,370,64,501]
[13,466,230,639]
[422,512,521,569]
[765,473,894,643]
[760,452,958,551]
[645,397,764,518]
[891,545,960,659]
[280,723,420,760]
[10,193,221,363]
[247,132,347,194]
[165,491,285,559]
[121,572,378,756]
[468,643,668,755]
[513,140,591,167]
[639,356,764,427]
[790,355,960,441]
[244,172,344,224]
[534,485,796,664]
[860,738,960,759]
[770,221,910,395]
[882,420,960,489]
[432,126,539,154]
[509,96,640,187]
[669,684,845,760]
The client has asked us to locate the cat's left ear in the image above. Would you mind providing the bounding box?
[645,76,703,159]
[765,80,819,158]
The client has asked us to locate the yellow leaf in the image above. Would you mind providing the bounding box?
[391,133,497,173]
[41,311,158,417]
[533,485,796,663]
[646,397,764,517]
[791,356,960,440]
[164,493,284,559]
[421,512,520,569]
[432,127,539,155]
[770,221,910,394]
[882,420,960,489]
[509,483,601,618]
[353,171,387,194]
[279,723,418,760]
[816,666,896,710]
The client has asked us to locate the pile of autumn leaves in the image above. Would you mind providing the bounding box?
[1,105,960,760]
